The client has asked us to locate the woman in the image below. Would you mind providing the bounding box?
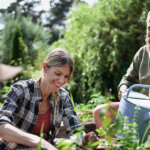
[0,48,98,150]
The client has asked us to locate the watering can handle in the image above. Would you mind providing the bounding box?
[126,84,150,99]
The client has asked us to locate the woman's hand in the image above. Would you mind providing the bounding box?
[82,132,99,150]
[84,132,99,143]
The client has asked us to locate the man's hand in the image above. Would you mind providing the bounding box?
[118,85,128,100]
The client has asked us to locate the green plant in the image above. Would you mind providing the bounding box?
[56,127,100,150]
[73,92,113,122]
[1,85,11,102]
[94,106,150,150]
[0,103,3,107]
[87,92,114,106]
[37,123,44,150]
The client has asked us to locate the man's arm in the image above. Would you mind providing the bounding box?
[117,47,144,99]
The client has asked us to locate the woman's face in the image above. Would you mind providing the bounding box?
[43,65,71,92]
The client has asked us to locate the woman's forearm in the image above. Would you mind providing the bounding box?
[0,123,39,147]
[0,123,57,150]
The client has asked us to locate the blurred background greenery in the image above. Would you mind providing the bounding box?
[0,0,149,105]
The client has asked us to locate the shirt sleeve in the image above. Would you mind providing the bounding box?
[62,93,81,136]
[0,83,24,125]
[118,47,144,90]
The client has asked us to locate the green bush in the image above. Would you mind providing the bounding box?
[0,85,11,103]
[10,26,23,63]
[0,10,51,88]
[50,0,149,103]
[1,10,51,65]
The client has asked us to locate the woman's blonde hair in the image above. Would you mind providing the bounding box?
[44,48,73,75]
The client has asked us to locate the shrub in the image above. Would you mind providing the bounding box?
[50,0,149,103]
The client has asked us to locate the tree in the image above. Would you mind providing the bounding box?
[0,0,82,45]
[0,11,51,65]
[10,26,23,63]
[44,0,75,43]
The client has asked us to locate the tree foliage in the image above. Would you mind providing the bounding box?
[0,10,51,64]
[10,26,22,62]
[0,0,79,46]
[50,0,149,103]
[44,0,75,43]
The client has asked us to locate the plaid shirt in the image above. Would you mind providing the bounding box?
[0,79,81,149]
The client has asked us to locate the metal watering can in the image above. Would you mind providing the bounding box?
[116,84,150,143]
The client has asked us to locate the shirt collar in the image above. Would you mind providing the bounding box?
[33,78,61,106]
[33,78,56,104]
